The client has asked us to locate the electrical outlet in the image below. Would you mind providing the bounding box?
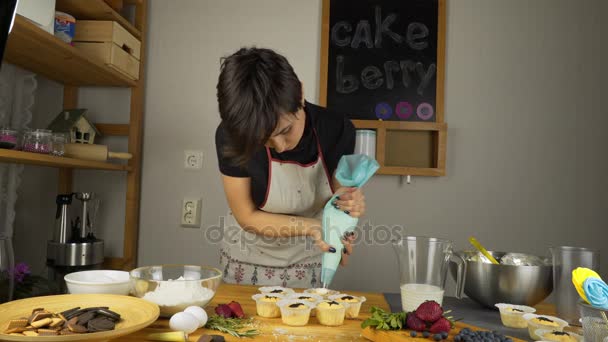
[184,150,203,169]
[181,198,202,228]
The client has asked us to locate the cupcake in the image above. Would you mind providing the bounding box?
[303,288,339,298]
[252,293,285,318]
[495,303,536,328]
[523,314,568,340]
[329,294,366,319]
[286,293,323,316]
[277,299,314,326]
[535,330,581,342]
[316,300,347,326]
[258,286,295,296]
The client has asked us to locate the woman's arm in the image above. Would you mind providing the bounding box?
[221,174,334,252]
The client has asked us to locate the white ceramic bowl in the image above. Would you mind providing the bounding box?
[64,270,130,295]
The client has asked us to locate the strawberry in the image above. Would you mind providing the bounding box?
[227,301,245,318]
[406,313,426,332]
[429,317,452,334]
[415,300,443,323]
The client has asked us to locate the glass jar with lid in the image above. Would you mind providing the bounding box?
[23,129,52,154]
[0,128,18,150]
[51,133,67,156]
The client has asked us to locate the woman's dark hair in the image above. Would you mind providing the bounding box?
[217,47,302,166]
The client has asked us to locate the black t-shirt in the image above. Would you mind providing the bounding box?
[215,102,355,208]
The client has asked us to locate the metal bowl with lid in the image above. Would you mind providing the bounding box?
[450,251,553,308]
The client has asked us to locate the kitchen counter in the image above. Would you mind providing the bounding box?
[117,284,575,341]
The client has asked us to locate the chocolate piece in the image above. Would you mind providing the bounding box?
[76,311,96,325]
[87,317,116,332]
[60,307,80,318]
[30,317,52,328]
[340,296,355,300]
[197,335,225,342]
[327,301,340,306]
[96,308,121,321]
[288,303,305,308]
[67,322,88,333]
[270,289,283,293]
[512,308,524,312]
[67,316,79,326]
[298,296,311,300]
[551,331,570,336]
[538,317,554,323]
[264,295,277,299]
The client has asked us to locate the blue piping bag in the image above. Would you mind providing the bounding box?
[320,154,379,287]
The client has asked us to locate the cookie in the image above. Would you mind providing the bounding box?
[87,317,115,332]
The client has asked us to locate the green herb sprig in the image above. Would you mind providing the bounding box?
[205,315,259,338]
[361,306,407,330]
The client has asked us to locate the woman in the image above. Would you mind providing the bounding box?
[215,47,366,287]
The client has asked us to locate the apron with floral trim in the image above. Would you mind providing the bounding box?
[220,129,334,287]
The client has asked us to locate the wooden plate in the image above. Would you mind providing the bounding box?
[0,294,160,341]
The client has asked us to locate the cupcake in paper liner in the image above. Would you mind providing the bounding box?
[286,293,323,316]
[523,314,569,340]
[329,294,366,319]
[303,288,339,299]
[277,299,315,326]
[495,303,536,328]
[534,329,582,342]
[251,293,285,318]
[258,286,295,296]
[316,300,348,326]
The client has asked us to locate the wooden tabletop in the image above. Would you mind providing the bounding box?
[116,284,391,341]
[115,285,573,342]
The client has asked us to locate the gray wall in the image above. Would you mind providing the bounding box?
[13,0,608,294]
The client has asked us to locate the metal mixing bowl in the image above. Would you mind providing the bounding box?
[449,251,553,308]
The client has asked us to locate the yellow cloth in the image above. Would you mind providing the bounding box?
[572,267,602,303]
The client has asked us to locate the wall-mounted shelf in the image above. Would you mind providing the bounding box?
[5,15,137,87]
[56,0,141,39]
[352,120,447,177]
[0,149,130,171]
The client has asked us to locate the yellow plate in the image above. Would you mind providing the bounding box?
[0,294,159,341]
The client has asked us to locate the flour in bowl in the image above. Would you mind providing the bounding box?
[142,276,215,309]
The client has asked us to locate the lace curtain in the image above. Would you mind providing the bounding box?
[0,64,36,239]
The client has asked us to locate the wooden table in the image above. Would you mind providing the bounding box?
[117,284,390,341]
[116,285,572,341]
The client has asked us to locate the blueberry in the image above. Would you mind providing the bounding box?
[410,331,417,337]
[433,334,442,341]
[454,336,462,342]
[423,331,430,338]
[441,332,449,339]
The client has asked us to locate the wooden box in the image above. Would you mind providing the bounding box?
[74,20,140,79]
[74,42,139,80]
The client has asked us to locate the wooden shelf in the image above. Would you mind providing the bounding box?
[56,0,142,39]
[4,15,137,87]
[0,149,131,171]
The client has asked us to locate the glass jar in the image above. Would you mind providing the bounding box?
[51,133,67,157]
[0,128,18,150]
[23,129,52,154]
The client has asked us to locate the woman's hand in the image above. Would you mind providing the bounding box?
[332,187,366,218]
[340,232,356,266]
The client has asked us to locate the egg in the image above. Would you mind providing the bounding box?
[184,306,208,327]
[169,312,199,334]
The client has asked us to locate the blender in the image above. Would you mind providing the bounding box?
[46,192,104,293]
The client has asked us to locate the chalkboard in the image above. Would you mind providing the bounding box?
[321,0,444,122]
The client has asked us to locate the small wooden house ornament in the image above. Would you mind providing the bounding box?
[47,109,101,144]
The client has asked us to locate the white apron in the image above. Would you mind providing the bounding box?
[220,129,334,287]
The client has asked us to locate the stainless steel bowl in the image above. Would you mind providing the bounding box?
[450,251,553,308]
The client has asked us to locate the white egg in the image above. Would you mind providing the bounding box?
[184,306,208,327]
[169,312,199,334]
